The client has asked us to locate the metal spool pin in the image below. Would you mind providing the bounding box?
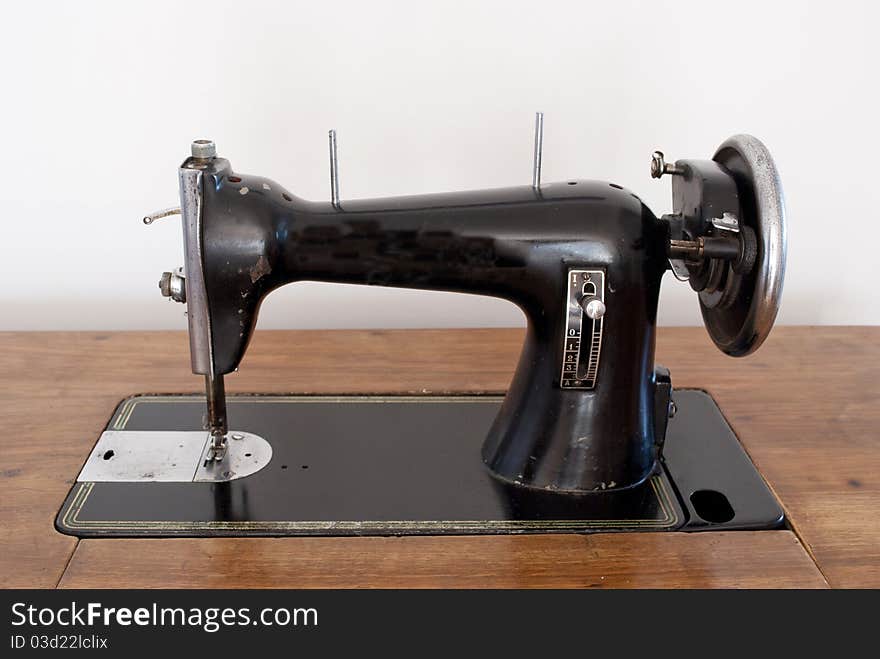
[532,112,544,190]
[329,129,340,209]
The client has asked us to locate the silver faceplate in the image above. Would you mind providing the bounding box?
[77,430,272,483]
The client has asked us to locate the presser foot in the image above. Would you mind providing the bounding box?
[203,434,228,465]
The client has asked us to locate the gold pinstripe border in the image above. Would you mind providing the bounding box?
[61,395,681,534]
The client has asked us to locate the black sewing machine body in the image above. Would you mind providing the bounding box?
[56,130,788,537]
[191,155,668,493]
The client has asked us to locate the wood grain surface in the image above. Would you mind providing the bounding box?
[1,326,877,588]
[56,532,823,589]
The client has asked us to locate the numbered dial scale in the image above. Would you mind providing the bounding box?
[559,269,606,389]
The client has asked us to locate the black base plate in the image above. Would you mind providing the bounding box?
[56,390,784,537]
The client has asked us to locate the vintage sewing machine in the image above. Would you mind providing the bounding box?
[58,118,787,536]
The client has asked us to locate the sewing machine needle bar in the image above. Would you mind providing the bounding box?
[329,129,340,209]
[532,111,544,190]
[205,373,228,457]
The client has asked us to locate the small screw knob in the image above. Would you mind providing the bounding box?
[582,298,606,320]
[650,151,666,178]
[191,139,216,159]
[159,272,173,297]
[158,268,186,303]
[651,150,684,179]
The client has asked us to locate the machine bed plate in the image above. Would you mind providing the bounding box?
[56,390,783,537]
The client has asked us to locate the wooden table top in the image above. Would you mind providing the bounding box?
[1,326,876,589]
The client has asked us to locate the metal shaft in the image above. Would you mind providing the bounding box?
[668,236,740,261]
[142,206,181,225]
[532,112,544,190]
[205,373,228,445]
[329,129,340,209]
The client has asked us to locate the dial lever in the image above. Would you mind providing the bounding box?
[582,297,606,320]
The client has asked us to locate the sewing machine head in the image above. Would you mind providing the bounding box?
[145,120,786,495]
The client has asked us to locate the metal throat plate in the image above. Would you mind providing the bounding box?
[77,430,272,483]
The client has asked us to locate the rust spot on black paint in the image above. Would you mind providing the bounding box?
[249,255,271,283]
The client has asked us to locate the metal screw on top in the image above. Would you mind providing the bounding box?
[650,151,684,179]
[191,139,216,159]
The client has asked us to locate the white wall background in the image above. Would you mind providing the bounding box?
[1,0,877,331]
